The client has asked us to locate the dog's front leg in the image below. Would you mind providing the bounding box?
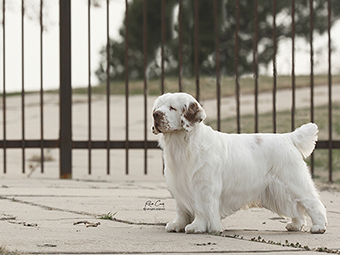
[185,206,223,234]
[165,202,192,233]
[185,177,224,234]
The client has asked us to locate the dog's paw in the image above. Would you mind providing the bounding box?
[185,223,206,234]
[286,223,303,232]
[310,225,326,234]
[165,222,185,233]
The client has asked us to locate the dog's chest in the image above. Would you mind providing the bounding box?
[162,133,198,171]
[163,144,191,175]
[161,135,196,204]
[164,159,195,214]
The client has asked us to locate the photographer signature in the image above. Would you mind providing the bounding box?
[143,199,165,211]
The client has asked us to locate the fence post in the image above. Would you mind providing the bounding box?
[59,0,72,179]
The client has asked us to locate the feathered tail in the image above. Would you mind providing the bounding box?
[291,123,318,159]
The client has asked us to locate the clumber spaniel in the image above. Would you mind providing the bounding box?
[152,92,327,234]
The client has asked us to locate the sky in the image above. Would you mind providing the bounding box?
[0,0,339,93]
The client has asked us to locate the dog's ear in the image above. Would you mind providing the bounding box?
[181,102,206,132]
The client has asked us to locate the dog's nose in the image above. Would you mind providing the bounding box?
[153,111,162,120]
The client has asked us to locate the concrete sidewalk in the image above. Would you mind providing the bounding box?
[0,179,339,254]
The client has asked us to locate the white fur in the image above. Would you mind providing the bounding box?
[152,92,327,234]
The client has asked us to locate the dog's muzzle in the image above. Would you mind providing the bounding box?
[152,111,164,134]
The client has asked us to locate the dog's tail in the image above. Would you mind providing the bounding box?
[291,123,318,159]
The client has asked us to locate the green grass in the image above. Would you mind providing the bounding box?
[2,74,339,99]
[73,74,340,100]
[0,246,19,255]
[206,102,340,185]
[98,211,117,220]
[206,103,340,139]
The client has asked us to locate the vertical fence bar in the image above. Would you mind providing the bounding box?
[124,0,129,175]
[143,0,148,175]
[2,0,6,174]
[309,0,314,123]
[106,0,110,175]
[21,0,25,173]
[161,0,165,95]
[272,0,277,133]
[161,3,167,173]
[178,0,183,92]
[327,0,332,183]
[88,0,92,175]
[234,0,240,134]
[253,0,259,133]
[213,0,221,131]
[291,0,296,131]
[59,0,72,179]
[309,0,314,176]
[194,0,199,101]
[40,0,44,173]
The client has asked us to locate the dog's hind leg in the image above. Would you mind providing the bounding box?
[261,178,306,232]
[269,171,327,233]
[286,216,306,232]
[298,195,327,234]
[284,166,327,234]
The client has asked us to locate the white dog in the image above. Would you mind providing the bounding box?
[152,92,327,234]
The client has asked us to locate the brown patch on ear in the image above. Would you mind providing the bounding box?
[183,102,203,124]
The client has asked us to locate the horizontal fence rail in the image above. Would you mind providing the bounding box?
[0,140,336,150]
[1,0,339,182]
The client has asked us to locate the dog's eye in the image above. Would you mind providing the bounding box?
[169,106,177,111]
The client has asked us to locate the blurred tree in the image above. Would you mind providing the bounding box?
[96,0,177,81]
[96,0,340,82]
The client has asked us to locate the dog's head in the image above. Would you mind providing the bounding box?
[152,93,206,135]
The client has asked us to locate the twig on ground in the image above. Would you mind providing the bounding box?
[73,220,101,227]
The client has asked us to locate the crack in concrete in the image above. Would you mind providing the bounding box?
[0,195,166,226]
[0,195,98,217]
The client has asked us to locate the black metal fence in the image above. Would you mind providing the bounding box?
[0,0,339,181]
